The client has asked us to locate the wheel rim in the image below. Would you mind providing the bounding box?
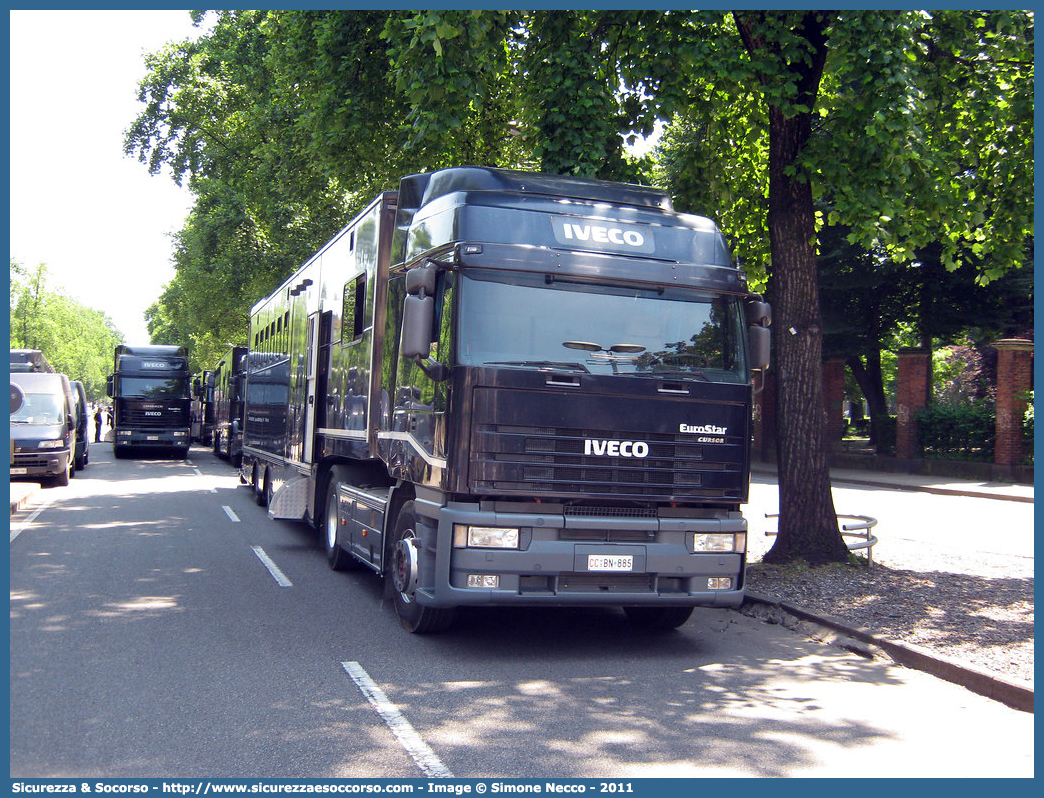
[393,531,420,602]
[326,495,339,551]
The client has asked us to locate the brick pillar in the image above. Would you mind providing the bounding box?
[993,339,1034,467]
[822,358,846,451]
[895,348,932,459]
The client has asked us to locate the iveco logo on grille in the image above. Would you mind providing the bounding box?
[584,439,650,458]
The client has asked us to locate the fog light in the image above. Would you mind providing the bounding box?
[467,574,500,588]
[708,578,732,590]
[693,533,745,553]
[453,524,519,549]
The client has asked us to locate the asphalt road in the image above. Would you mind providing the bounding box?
[9,444,1034,779]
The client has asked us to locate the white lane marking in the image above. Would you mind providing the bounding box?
[10,498,53,543]
[222,505,241,523]
[193,468,203,476]
[251,546,293,587]
[342,661,454,779]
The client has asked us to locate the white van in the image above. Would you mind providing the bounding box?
[10,372,77,486]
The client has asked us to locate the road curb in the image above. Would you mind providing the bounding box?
[828,477,1034,504]
[741,591,1034,714]
[9,483,40,515]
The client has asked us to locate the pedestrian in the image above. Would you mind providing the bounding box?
[94,407,103,442]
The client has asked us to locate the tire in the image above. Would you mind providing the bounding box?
[322,479,357,571]
[386,501,455,634]
[254,468,268,507]
[54,458,71,487]
[622,605,694,629]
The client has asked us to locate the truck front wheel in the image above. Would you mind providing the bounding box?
[386,501,454,634]
[323,479,357,571]
[622,605,694,629]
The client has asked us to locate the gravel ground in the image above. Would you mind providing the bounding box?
[744,536,1034,685]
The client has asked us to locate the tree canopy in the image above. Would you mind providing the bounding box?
[10,260,124,401]
[125,9,1033,564]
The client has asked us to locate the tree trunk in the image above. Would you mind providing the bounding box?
[846,351,892,454]
[736,11,849,565]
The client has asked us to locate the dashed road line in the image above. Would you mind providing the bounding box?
[342,661,454,778]
[251,545,293,587]
[222,505,241,523]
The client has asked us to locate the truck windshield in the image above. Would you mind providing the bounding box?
[118,377,189,399]
[457,270,749,383]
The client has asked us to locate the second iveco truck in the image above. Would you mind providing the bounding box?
[210,346,248,466]
[239,167,770,633]
[107,345,192,458]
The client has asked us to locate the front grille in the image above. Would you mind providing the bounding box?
[558,572,656,593]
[121,409,188,428]
[12,454,57,469]
[471,423,743,499]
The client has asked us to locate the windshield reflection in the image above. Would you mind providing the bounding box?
[457,271,749,383]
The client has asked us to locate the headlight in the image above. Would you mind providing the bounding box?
[38,439,65,449]
[692,533,746,553]
[173,430,188,437]
[453,524,520,549]
[118,430,133,436]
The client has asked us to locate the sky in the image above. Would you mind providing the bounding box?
[9,9,202,344]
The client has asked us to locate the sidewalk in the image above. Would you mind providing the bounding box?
[753,460,1034,503]
[747,459,1033,713]
[9,480,40,515]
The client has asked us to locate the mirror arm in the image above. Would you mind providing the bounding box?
[413,356,449,382]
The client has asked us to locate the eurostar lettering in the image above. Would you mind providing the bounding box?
[561,223,646,248]
[584,439,650,458]
[680,423,727,435]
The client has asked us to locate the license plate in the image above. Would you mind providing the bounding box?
[147,435,160,441]
[587,554,633,572]
[10,468,27,475]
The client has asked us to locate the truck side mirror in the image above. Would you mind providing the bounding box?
[401,295,435,360]
[106,375,114,397]
[746,299,771,372]
[749,325,770,372]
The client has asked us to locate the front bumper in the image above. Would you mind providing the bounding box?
[411,497,747,609]
[10,450,70,478]
[114,429,191,448]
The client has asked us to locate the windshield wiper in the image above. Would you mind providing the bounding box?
[484,361,591,373]
[631,369,710,381]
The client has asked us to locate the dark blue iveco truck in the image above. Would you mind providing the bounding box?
[239,167,770,633]
[107,345,192,459]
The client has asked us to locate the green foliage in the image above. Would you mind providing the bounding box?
[9,260,124,401]
[915,402,995,461]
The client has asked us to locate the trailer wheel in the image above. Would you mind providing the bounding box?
[622,605,694,630]
[254,468,269,507]
[323,480,357,571]
[387,501,455,634]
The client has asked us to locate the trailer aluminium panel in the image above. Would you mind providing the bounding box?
[239,166,771,633]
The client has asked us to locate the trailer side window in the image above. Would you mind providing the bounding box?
[342,274,366,344]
